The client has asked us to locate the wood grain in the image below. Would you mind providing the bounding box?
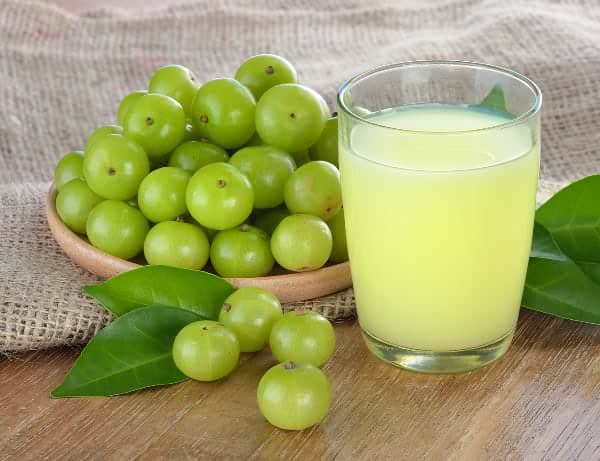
[1,310,599,460]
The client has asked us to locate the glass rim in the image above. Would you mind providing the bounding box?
[336,60,542,135]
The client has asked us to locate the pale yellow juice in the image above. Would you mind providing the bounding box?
[340,104,539,351]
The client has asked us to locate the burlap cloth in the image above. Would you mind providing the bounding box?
[1,0,599,353]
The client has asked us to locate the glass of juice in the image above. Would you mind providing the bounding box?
[337,61,542,373]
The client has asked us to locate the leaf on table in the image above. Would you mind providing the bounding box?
[535,175,600,263]
[52,306,200,397]
[84,265,235,318]
[522,223,600,324]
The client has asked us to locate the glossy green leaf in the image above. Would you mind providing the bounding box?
[479,84,509,113]
[85,265,235,318]
[523,178,600,324]
[522,223,600,324]
[575,261,600,285]
[529,224,567,262]
[536,175,600,263]
[52,306,200,397]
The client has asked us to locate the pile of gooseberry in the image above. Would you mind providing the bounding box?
[53,54,348,277]
[172,286,335,430]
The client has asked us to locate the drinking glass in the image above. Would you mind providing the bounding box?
[337,61,542,373]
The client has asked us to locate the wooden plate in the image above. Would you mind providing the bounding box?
[46,187,352,303]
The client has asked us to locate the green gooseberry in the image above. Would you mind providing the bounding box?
[218,286,283,352]
[86,200,149,259]
[137,166,190,223]
[55,179,103,234]
[309,116,338,167]
[234,54,298,100]
[117,90,147,127]
[327,209,348,263]
[191,78,256,149]
[269,310,335,367]
[290,150,311,167]
[148,64,198,115]
[172,320,240,381]
[54,151,84,191]
[143,221,209,270]
[255,83,328,153]
[257,361,331,431]
[210,224,274,277]
[169,140,229,174]
[186,162,254,230]
[84,124,123,153]
[284,160,342,221]
[271,214,332,272]
[123,93,186,158]
[253,206,290,236]
[82,134,149,200]
[244,131,264,147]
[229,145,296,209]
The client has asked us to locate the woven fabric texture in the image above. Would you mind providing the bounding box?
[1,0,599,352]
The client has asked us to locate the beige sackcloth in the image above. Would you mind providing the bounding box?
[1,0,599,353]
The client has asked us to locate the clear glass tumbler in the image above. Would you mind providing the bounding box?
[337,61,542,373]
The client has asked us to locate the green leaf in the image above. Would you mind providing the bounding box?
[529,221,569,261]
[524,177,600,324]
[479,84,509,113]
[536,175,600,264]
[85,265,235,318]
[575,261,600,285]
[522,223,600,324]
[52,306,200,397]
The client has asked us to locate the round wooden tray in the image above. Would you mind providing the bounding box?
[47,187,352,303]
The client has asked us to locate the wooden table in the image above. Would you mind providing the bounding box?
[1,310,599,460]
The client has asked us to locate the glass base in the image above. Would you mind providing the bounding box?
[362,328,514,374]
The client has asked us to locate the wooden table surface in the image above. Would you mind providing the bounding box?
[1,309,599,460]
